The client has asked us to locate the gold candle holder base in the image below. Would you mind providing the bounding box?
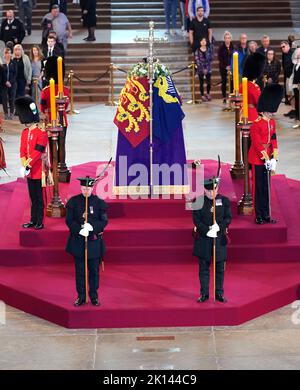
[46,201,66,218]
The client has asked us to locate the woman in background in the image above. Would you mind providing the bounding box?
[30,45,44,106]
[13,44,32,99]
[194,37,214,102]
[1,48,17,119]
[263,49,281,86]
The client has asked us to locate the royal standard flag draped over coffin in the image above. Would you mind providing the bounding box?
[113,62,189,195]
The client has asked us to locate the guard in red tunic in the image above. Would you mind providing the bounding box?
[17,96,48,230]
[248,84,283,225]
[0,136,6,172]
[239,52,265,122]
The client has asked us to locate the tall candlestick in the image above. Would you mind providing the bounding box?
[242,77,248,120]
[233,52,239,93]
[50,78,57,121]
[57,56,63,95]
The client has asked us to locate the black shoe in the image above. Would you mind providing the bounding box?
[223,98,227,104]
[255,217,264,225]
[27,31,31,36]
[86,37,96,41]
[215,294,227,303]
[22,221,35,228]
[197,294,209,303]
[34,223,44,230]
[284,110,295,117]
[83,37,88,41]
[263,217,277,224]
[91,297,100,306]
[74,297,86,307]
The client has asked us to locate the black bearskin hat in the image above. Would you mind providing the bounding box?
[257,83,283,113]
[242,52,265,81]
[44,56,65,84]
[15,96,39,124]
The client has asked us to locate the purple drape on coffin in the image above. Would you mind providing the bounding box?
[114,123,188,190]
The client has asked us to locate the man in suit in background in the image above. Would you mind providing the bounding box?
[42,34,64,60]
[0,10,25,45]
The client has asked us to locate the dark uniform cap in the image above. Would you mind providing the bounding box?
[15,96,39,124]
[257,83,283,113]
[203,156,221,190]
[44,56,65,84]
[242,52,265,81]
[77,176,96,187]
[204,177,220,190]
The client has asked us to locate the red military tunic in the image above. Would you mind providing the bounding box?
[40,85,70,127]
[20,125,48,180]
[239,80,261,122]
[0,136,6,169]
[248,116,278,166]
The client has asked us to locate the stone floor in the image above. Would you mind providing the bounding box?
[1,303,300,370]
[1,100,300,370]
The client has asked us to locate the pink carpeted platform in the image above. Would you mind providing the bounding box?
[0,160,300,328]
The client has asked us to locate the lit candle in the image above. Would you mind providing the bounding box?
[242,77,248,120]
[57,56,63,95]
[233,52,239,93]
[50,78,57,122]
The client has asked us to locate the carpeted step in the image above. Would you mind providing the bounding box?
[0,247,72,266]
[287,178,300,221]
[0,179,29,246]
[0,261,299,328]
[2,237,300,266]
[0,182,16,222]
[18,212,287,248]
[273,175,300,241]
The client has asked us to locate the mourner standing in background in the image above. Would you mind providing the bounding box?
[0,10,25,45]
[80,0,97,41]
[291,48,300,125]
[262,49,281,86]
[189,6,212,52]
[194,37,214,102]
[14,0,36,36]
[1,48,17,120]
[281,40,294,109]
[218,31,234,104]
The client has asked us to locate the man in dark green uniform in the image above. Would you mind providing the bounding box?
[192,172,232,303]
[65,176,108,307]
